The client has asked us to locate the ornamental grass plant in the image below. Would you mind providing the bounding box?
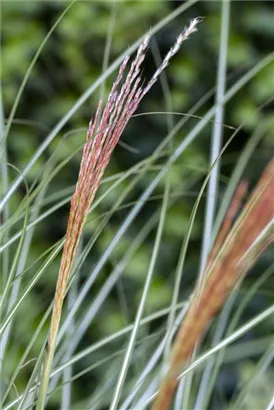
[1,2,274,410]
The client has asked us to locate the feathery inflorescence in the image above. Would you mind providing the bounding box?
[36,18,202,409]
[152,158,274,410]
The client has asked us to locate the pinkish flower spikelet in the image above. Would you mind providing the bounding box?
[59,16,202,320]
[38,19,201,407]
[75,17,202,218]
[55,16,202,338]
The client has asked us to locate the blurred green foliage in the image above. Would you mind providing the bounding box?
[1,1,274,408]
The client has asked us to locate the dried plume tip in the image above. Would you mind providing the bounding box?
[36,18,201,409]
[144,17,203,94]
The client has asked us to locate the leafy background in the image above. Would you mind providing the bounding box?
[1,1,274,409]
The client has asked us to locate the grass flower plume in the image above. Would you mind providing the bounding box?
[152,158,274,410]
[36,18,201,409]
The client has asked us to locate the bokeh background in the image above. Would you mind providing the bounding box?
[1,1,274,409]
